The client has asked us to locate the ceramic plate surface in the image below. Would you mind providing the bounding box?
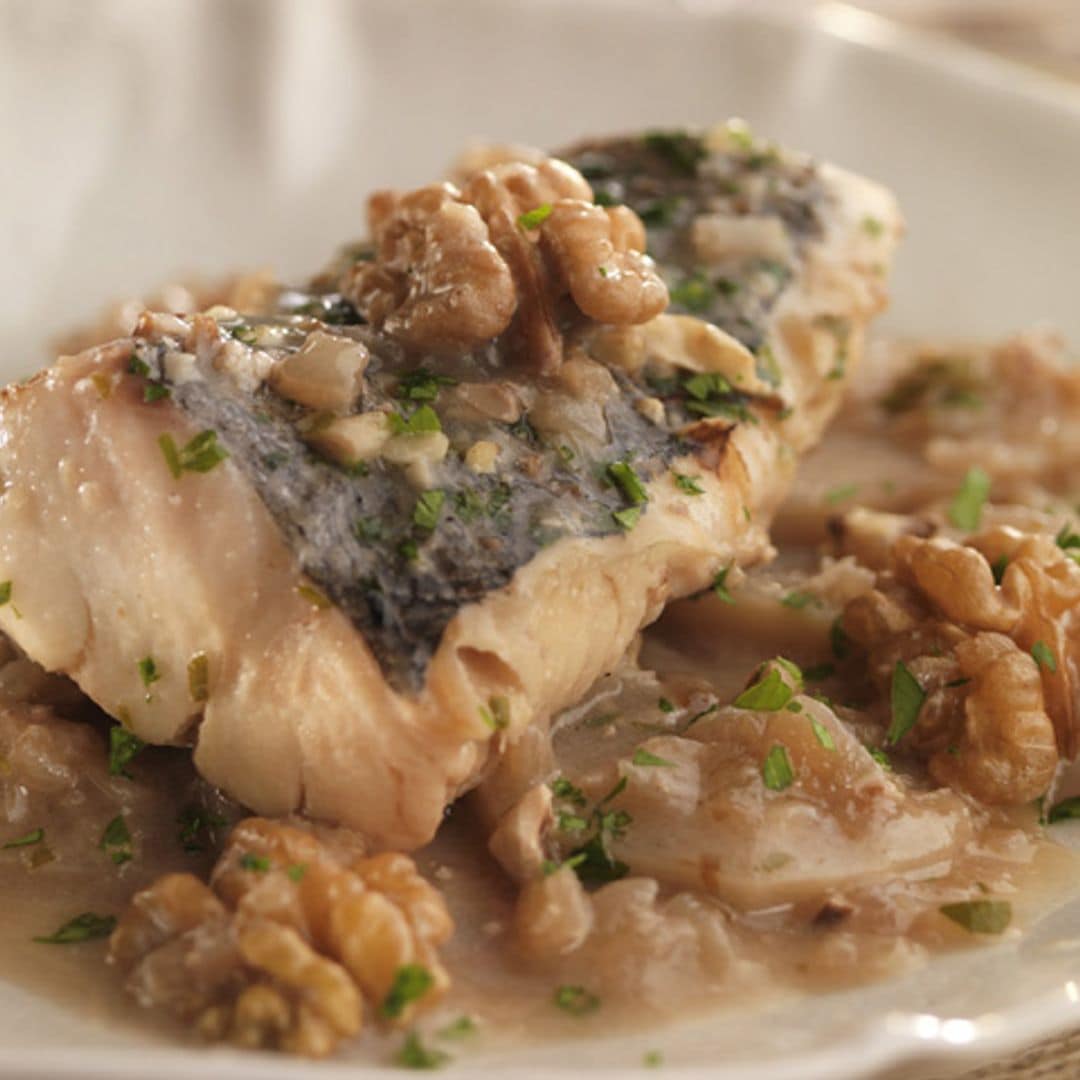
[1,1,1080,1077]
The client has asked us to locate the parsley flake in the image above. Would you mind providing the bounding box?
[607,461,649,506]
[382,964,434,1019]
[478,695,511,730]
[1032,640,1057,672]
[100,815,133,865]
[712,565,736,605]
[108,725,145,779]
[762,744,795,791]
[550,776,587,807]
[388,405,442,436]
[948,466,991,531]
[658,697,675,713]
[991,553,1009,584]
[643,130,706,176]
[553,984,601,1016]
[437,1016,477,1040]
[287,863,307,882]
[34,912,116,945]
[825,483,859,506]
[673,472,704,495]
[397,368,457,402]
[940,899,1011,935]
[412,489,446,531]
[781,591,820,610]
[1047,797,1080,824]
[612,506,642,531]
[632,748,676,768]
[0,581,11,607]
[810,718,836,751]
[187,652,209,703]
[239,852,271,873]
[517,203,553,230]
[137,656,161,695]
[734,668,793,712]
[158,430,228,478]
[2,827,43,849]
[887,661,926,745]
[397,1031,449,1070]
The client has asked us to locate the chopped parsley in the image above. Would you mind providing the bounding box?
[869,747,893,770]
[478,695,511,730]
[2,827,43,850]
[672,472,704,495]
[0,581,11,607]
[128,355,150,377]
[658,697,675,713]
[762,744,795,791]
[296,583,331,609]
[388,404,442,436]
[733,668,793,712]
[940,899,1012,935]
[670,272,715,313]
[1047,797,1080,824]
[34,912,116,945]
[137,656,161,697]
[1032,640,1057,672]
[563,777,632,886]
[557,811,589,833]
[632,748,676,768]
[541,852,587,877]
[553,984,601,1016]
[680,370,753,423]
[803,662,835,682]
[886,661,926,745]
[947,466,991,531]
[287,863,307,882]
[381,964,434,1019]
[825,483,859,506]
[810,718,836,751]
[684,371,732,402]
[108,725,145,779]
[176,805,228,853]
[412,490,446,531]
[550,776,587,807]
[239,852,271,873]
[756,344,783,388]
[158,430,229,479]
[991,553,1009,584]
[397,1031,449,1070]
[711,565,736,605]
[397,368,457,402]
[644,1050,664,1068]
[781,591,819,610]
[100,815,133,865]
[607,461,649,506]
[517,203,553,230]
[187,652,209,703]
[354,516,385,543]
[437,1016,477,1040]
[643,130,706,176]
[612,506,642,531]
[229,325,258,346]
[861,216,885,238]
[637,195,682,227]
[143,382,170,403]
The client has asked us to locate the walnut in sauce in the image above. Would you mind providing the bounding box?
[108,818,452,1057]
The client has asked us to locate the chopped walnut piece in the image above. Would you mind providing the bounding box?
[109,818,453,1058]
[343,183,517,354]
[340,156,666,372]
[840,524,1080,802]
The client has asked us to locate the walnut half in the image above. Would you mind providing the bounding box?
[108,818,453,1058]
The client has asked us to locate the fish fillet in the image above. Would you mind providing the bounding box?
[0,125,900,849]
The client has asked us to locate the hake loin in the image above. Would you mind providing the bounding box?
[0,125,900,849]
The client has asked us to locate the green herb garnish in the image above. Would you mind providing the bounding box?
[517,203,553,230]
[550,777,587,807]
[733,668,793,712]
[553,984,601,1016]
[176,805,228,853]
[670,272,715,313]
[825,483,859,506]
[612,506,642,531]
[887,661,926,745]
[762,744,795,791]
[437,1016,477,1040]
[1047,797,1080,824]
[34,912,116,945]
[397,1032,449,1070]
[781,591,819,610]
[478,695,511,730]
[388,405,442,436]
[712,565,735,605]
[672,472,704,495]
[947,466,991,531]
[607,461,649,506]
[100,815,133,865]
[658,697,675,713]
[397,368,457,402]
[158,430,229,478]
[0,581,11,607]
[1032,640,1057,672]
[643,130,706,176]
[137,656,160,695]
[412,490,446,531]
[940,900,1012,935]
[2,828,43,850]
[108,725,145,779]
[239,852,271,873]
[632,748,676,768]
[296,583,331,609]
[810,718,836,750]
[187,652,209,703]
[861,216,885,238]
[382,964,435,1019]
[991,553,1009,584]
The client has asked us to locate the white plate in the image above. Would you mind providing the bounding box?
[1,2,1080,1077]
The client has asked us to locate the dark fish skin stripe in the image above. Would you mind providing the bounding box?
[141,132,824,693]
[142,341,680,693]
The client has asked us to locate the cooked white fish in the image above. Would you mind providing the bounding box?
[0,125,900,849]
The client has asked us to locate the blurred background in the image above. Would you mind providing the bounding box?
[2,0,1079,362]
